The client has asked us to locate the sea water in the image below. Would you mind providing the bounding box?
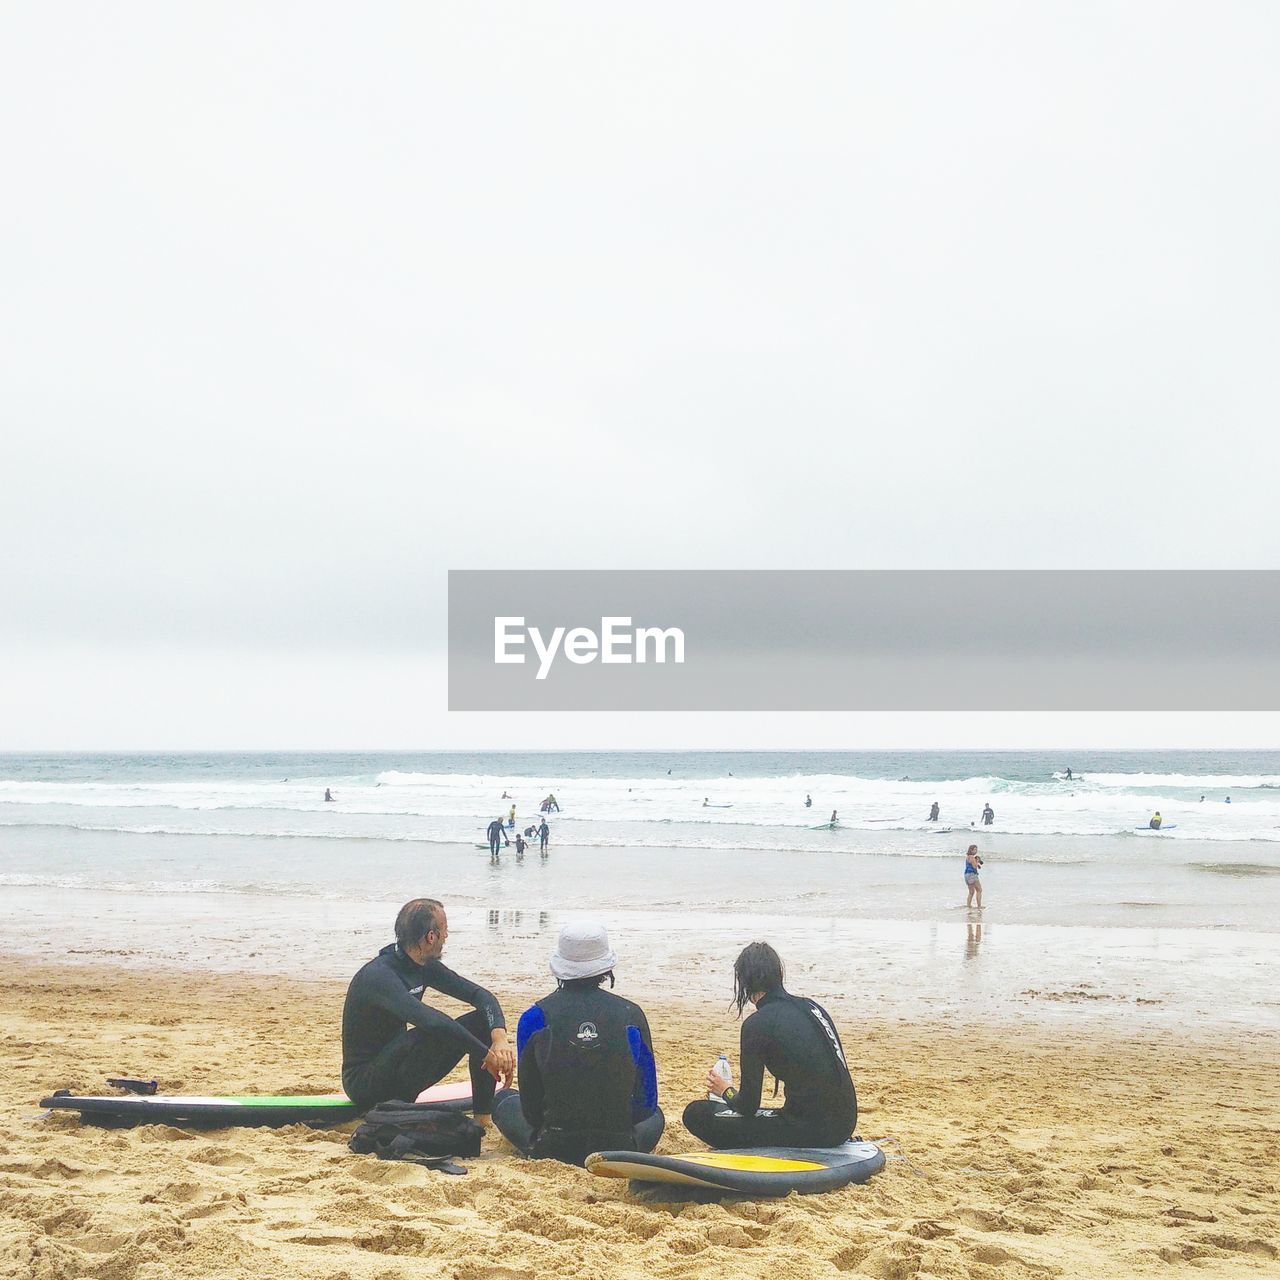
[1,751,1277,1027]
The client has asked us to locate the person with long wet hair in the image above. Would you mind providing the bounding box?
[682,942,857,1149]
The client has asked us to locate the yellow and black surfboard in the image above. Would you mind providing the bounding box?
[586,1140,884,1195]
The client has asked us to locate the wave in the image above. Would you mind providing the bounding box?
[1059,772,1280,789]
[1189,862,1280,878]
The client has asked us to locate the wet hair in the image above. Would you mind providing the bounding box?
[967,844,979,856]
[395,898,444,950]
[732,942,784,1018]
[559,971,615,990]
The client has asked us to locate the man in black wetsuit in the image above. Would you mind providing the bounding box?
[486,818,509,858]
[683,941,856,1149]
[341,898,514,1124]
[981,803,995,826]
[537,819,550,853]
[493,921,663,1165]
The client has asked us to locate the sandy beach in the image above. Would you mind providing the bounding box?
[3,961,1278,1280]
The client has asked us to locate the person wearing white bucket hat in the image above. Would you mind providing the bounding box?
[493,921,664,1166]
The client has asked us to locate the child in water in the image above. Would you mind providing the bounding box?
[964,845,983,908]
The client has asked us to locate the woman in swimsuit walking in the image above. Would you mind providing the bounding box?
[964,844,983,908]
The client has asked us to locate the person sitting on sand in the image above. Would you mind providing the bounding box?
[493,921,663,1166]
[683,942,856,1150]
[964,844,983,907]
[341,899,514,1125]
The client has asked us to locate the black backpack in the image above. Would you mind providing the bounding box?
[349,1100,484,1173]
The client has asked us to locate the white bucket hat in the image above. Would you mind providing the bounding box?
[550,920,617,981]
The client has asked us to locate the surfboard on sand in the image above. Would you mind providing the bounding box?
[39,1080,473,1128]
[586,1140,884,1196]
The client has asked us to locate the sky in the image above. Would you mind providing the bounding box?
[2,3,1278,749]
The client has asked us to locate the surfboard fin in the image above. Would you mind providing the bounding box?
[106,1077,160,1095]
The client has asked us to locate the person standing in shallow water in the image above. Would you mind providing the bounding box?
[929,801,940,822]
[487,818,509,858]
[964,844,983,908]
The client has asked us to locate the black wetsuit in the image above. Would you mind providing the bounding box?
[341,943,505,1112]
[682,988,856,1149]
[929,803,939,822]
[487,819,508,856]
[494,983,662,1166]
[982,807,994,826]
[537,821,549,853]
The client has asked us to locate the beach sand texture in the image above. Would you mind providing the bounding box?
[3,964,1278,1279]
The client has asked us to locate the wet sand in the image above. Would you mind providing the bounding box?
[3,961,1278,1279]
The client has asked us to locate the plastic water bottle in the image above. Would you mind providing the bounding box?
[709,1053,732,1101]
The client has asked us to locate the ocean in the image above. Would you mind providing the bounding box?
[2,750,1278,1028]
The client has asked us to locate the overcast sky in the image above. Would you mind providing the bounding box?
[2,3,1278,749]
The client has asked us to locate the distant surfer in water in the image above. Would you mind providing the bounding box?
[324,788,334,803]
[929,801,940,822]
[981,804,995,826]
[1149,812,1162,830]
[1065,767,1073,780]
[829,810,838,826]
[964,845,983,907]
[805,794,812,808]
